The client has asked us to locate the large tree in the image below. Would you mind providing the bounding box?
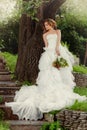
[15,0,66,83]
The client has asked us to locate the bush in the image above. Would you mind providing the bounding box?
[0,19,19,54]
[0,52,17,73]
[56,14,87,64]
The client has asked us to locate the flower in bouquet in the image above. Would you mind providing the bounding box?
[52,56,68,69]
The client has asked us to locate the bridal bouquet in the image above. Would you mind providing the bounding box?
[52,56,68,69]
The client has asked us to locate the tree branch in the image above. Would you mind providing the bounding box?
[43,0,66,19]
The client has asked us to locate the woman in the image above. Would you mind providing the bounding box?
[5,18,86,121]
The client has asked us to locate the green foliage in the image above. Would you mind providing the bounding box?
[0,52,17,73]
[22,81,33,86]
[73,65,87,74]
[0,0,21,23]
[61,42,70,49]
[58,57,68,67]
[67,87,87,111]
[40,121,67,130]
[0,0,21,54]
[49,110,60,115]
[56,14,87,63]
[74,87,87,96]
[0,96,3,103]
[0,19,19,54]
[53,57,68,69]
[49,87,87,113]
[0,121,10,130]
[22,0,48,21]
[0,109,4,120]
[61,0,87,19]
[68,100,87,112]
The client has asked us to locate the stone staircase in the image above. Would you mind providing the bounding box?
[0,56,47,130]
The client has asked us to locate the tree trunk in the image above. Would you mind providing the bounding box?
[15,0,66,83]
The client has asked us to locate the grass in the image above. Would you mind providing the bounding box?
[0,52,17,73]
[73,65,87,74]
[68,100,87,111]
[49,87,87,114]
[22,80,33,86]
[74,87,87,96]
[40,121,67,130]
[0,121,10,130]
[67,87,87,111]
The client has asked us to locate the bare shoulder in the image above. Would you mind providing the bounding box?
[43,32,48,38]
[56,29,61,33]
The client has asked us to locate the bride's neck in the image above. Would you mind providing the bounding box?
[48,28,55,32]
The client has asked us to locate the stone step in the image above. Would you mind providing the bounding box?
[0,95,14,104]
[0,57,4,63]
[0,86,20,95]
[0,105,48,121]
[0,68,9,72]
[0,71,11,75]
[0,81,21,87]
[0,105,18,120]
[0,105,53,122]
[0,62,5,69]
[0,74,11,81]
[0,57,6,64]
[7,120,47,130]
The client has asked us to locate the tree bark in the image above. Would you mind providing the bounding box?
[15,0,66,83]
[43,0,66,19]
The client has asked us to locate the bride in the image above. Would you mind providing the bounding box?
[5,18,86,120]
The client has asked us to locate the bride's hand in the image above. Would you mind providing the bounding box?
[55,48,60,55]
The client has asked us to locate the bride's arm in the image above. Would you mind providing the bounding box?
[55,29,61,55]
[43,34,48,47]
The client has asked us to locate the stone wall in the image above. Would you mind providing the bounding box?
[44,109,87,130]
[73,72,87,87]
[56,109,87,130]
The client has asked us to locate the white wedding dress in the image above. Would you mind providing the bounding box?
[5,34,86,120]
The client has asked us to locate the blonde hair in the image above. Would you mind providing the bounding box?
[42,18,57,33]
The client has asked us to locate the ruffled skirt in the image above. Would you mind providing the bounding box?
[5,45,87,120]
